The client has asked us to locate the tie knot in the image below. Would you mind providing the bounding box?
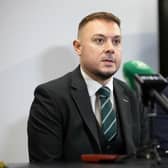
[97,86,111,98]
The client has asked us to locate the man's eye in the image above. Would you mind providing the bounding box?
[94,38,105,45]
[112,39,121,46]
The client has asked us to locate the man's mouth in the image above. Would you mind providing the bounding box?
[102,54,115,63]
[102,59,114,63]
[103,59,113,62]
[101,59,115,67]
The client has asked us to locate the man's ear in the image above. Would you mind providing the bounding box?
[73,40,82,56]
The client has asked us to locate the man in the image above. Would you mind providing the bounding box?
[28,11,148,162]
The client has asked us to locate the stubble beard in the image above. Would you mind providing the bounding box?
[94,70,117,80]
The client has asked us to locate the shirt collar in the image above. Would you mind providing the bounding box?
[80,67,113,96]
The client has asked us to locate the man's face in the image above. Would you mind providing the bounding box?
[73,19,122,82]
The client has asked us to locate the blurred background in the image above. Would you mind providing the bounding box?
[0,0,166,163]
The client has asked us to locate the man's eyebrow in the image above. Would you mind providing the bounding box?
[92,34,121,38]
[111,35,121,39]
[92,34,106,37]
[114,35,121,38]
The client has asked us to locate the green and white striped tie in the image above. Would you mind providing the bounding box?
[97,86,117,142]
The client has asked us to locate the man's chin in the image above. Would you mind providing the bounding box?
[95,71,116,80]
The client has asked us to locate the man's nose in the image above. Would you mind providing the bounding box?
[104,40,115,53]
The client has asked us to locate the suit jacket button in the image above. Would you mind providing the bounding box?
[106,145,111,150]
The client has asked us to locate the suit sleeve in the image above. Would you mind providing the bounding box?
[27,85,64,162]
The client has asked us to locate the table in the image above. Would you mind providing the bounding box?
[7,158,168,168]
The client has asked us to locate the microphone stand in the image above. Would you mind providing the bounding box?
[141,88,168,164]
[134,94,162,164]
[144,99,162,164]
[133,74,168,164]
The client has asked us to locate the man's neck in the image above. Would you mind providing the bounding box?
[80,66,112,85]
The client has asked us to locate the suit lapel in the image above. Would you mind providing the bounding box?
[69,68,136,154]
[114,79,136,154]
[70,67,102,151]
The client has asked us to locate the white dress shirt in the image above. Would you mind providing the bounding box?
[80,67,115,125]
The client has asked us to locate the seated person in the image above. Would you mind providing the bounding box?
[27,11,149,162]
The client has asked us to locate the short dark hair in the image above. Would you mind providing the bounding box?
[78,11,121,36]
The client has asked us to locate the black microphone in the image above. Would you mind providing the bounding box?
[123,60,168,112]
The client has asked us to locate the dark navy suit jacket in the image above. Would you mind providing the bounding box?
[28,66,148,162]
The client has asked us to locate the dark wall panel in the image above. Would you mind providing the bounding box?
[159,0,168,77]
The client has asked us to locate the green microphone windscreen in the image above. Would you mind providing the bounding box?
[123,60,155,90]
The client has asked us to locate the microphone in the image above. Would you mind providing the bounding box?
[123,60,168,112]
[123,60,154,90]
